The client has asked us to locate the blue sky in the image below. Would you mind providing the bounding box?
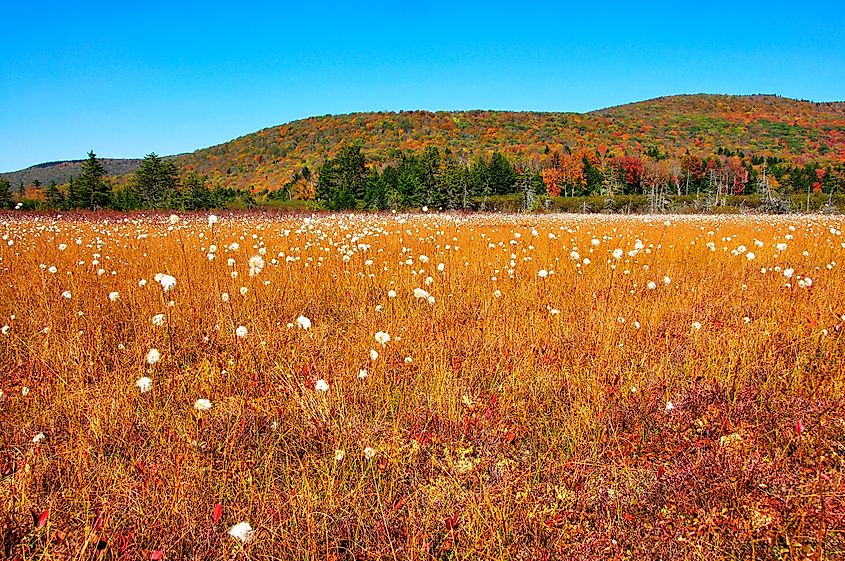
[1,1,843,171]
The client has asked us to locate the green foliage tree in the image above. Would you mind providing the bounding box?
[183,172,213,210]
[0,177,12,209]
[45,180,65,209]
[77,151,111,209]
[317,145,367,210]
[488,152,517,195]
[134,153,179,209]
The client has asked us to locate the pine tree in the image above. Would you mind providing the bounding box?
[488,152,517,195]
[0,177,12,209]
[183,172,211,210]
[45,180,65,209]
[316,145,366,209]
[77,151,111,209]
[134,153,179,209]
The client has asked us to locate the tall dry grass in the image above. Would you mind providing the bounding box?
[0,212,843,560]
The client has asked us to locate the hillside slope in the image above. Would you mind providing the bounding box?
[6,94,844,191]
[174,94,845,191]
[1,159,142,188]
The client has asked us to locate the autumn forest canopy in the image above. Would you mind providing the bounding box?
[3,94,845,213]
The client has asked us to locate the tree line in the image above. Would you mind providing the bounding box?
[313,144,845,211]
[1,152,255,211]
[3,145,844,212]
[315,146,544,211]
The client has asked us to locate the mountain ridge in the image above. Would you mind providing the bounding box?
[5,94,844,190]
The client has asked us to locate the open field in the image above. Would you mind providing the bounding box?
[1,212,844,560]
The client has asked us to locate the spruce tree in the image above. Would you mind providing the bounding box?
[78,151,111,209]
[45,180,66,209]
[134,153,178,209]
[0,177,12,209]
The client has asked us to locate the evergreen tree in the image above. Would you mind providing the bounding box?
[45,180,65,209]
[134,153,179,209]
[67,176,83,208]
[363,168,387,210]
[183,172,212,210]
[77,151,111,209]
[0,177,12,209]
[488,151,517,195]
[316,145,367,209]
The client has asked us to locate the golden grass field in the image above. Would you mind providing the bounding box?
[1,212,844,560]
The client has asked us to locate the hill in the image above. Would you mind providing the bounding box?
[5,94,844,193]
[1,158,143,189]
[172,94,845,191]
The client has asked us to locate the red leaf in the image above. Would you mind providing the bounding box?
[37,509,49,528]
[150,550,163,561]
[212,503,222,524]
[795,420,804,436]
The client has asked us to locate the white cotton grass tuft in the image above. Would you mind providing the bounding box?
[61,290,72,299]
[248,255,265,276]
[413,287,430,300]
[136,376,152,393]
[152,313,166,327]
[315,379,329,392]
[296,315,311,330]
[363,447,376,460]
[193,398,212,411]
[369,349,379,361]
[228,521,253,543]
[335,449,345,462]
[108,291,120,302]
[375,331,391,346]
[208,214,218,226]
[157,274,177,292]
[146,348,161,365]
[235,325,248,338]
[358,369,369,379]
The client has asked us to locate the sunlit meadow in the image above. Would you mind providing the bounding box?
[1,212,844,560]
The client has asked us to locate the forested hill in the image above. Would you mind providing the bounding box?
[4,94,844,194]
[2,159,142,188]
[172,94,845,191]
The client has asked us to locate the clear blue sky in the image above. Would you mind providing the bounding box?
[1,1,843,171]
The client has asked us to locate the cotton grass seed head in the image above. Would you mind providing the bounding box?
[136,376,152,393]
[193,398,212,411]
[228,521,253,543]
[146,348,161,365]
